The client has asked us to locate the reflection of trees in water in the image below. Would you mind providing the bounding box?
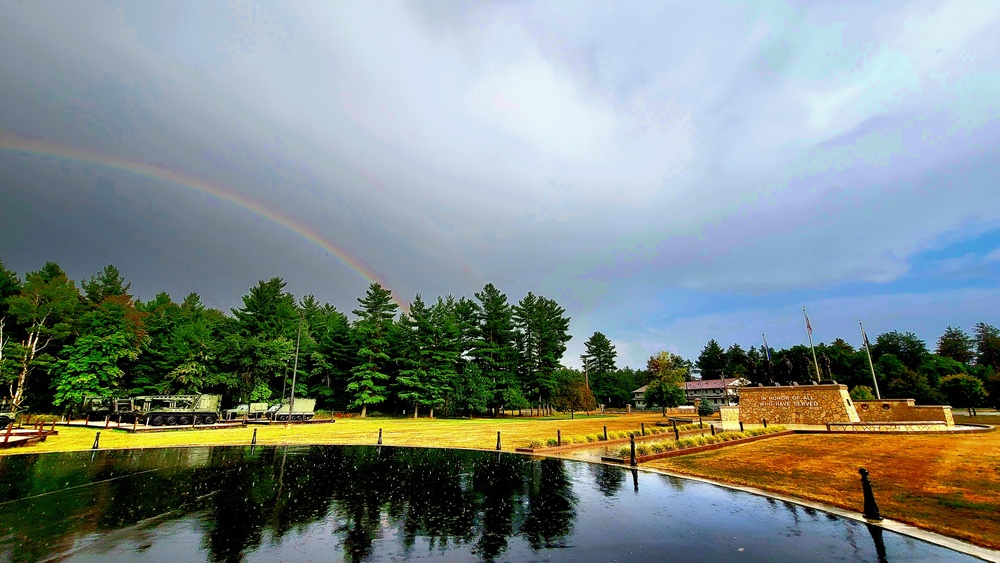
[0,446,579,563]
[590,463,625,497]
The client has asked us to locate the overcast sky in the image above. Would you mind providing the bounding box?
[1,1,998,368]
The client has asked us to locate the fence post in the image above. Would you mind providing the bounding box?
[739,421,744,432]
[859,468,883,521]
[629,434,637,466]
[557,429,561,447]
[603,426,607,440]
[699,417,703,428]
[711,424,716,436]
[762,418,768,428]
[92,432,100,450]
[674,425,679,441]
[641,423,645,436]
[251,428,257,445]
[496,431,501,451]
[378,428,383,445]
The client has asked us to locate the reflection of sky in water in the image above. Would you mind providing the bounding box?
[0,446,980,563]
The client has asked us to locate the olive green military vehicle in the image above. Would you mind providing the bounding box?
[265,398,316,421]
[82,394,222,426]
[223,402,269,421]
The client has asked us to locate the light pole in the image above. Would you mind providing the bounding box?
[286,315,302,427]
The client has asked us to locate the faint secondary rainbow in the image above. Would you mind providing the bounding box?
[0,131,410,312]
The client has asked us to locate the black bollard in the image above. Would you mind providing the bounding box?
[557,429,562,447]
[739,421,744,432]
[711,424,715,436]
[763,418,768,428]
[603,426,608,440]
[866,523,888,563]
[378,428,383,445]
[641,423,645,436]
[629,434,637,466]
[699,417,703,428]
[92,432,100,450]
[251,428,257,445]
[673,425,679,441]
[496,431,501,451]
[859,468,883,521]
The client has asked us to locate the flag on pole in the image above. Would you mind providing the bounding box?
[762,332,771,361]
[861,325,871,350]
[804,311,813,337]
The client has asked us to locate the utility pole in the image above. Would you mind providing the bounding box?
[287,315,302,427]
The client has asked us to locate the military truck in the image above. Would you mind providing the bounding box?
[265,398,316,421]
[0,399,16,430]
[223,402,269,421]
[81,394,222,426]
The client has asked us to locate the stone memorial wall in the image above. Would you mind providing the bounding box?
[854,399,954,426]
[738,384,860,425]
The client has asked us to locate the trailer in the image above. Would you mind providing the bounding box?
[265,398,316,421]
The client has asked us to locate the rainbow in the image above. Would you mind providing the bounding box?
[0,131,410,312]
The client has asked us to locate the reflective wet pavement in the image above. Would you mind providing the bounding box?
[0,446,985,562]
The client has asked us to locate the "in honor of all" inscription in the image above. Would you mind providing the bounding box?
[759,394,820,408]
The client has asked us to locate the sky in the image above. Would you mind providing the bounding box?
[1,1,998,369]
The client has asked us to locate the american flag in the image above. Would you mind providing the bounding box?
[861,325,871,350]
[762,332,771,361]
[803,307,813,337]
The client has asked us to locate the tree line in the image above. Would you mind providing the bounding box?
[0,259,583,417]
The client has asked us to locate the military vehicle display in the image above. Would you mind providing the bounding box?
[223,402,269,421]
[0,399,15,430]
[82,394,222,426]
[265,398,316,421]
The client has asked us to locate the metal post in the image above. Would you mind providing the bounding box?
[859,468,883,521]
[673,425,679,441]
[804,306,821,382]
[763,418,767,428]
[860,321,881,400]
[251,428,257,445]
[557,429,561,447]
[711,424,715,436]
[92,432,100,450]
[378,428,382,445]
[699,417,703,428]
[603,426,607,440]
[641,423,645,436]
[629,434,637,466]
[288,314,303,427]
[739,421,744,432]
[496,431,501,451]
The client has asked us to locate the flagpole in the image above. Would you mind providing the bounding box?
[762,332,771,362]
[803,307,821,382]
[860,320,881,399]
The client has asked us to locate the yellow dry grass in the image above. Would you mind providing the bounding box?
[1,412,683,456]
[645,423,1000,549]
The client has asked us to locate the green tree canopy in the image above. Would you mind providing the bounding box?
[348,282,398,417]
[936,326,975,365]
[696,339,726,379]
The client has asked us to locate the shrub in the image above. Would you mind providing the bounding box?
[616,446,631,458]
[546,438,558,447]
[636,444,650,456]
[705,435,719,445]
[650,442,665,453]
[695,436,707,446]
[585,434,596,442]
[662,442,676,451]
[596,433,607,441]
[678,438,697,449]
[698,401,715,416]
[528,440,543,449]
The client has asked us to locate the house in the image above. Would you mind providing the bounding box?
[632,377,746,410]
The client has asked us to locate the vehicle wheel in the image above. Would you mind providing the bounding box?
[193,416,202,425]
[151,416,164,426]
[204,415,216,425]
[179,416,191,425]
[304,415,313,421]
[166,416,178,426]
[279,414,287,421]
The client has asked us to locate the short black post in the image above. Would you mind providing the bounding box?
[699,417,703,428]
[739,421,744,432]
[711,424,715,436]
[603,426,608,440]
[557,429,561,447]
[251,428,257,445]
[629,434,637,466]
[641,423,645,436]
[673,425,679,441]
[92,432,100,450]
[496,431,501,451]
[762,418,768,428]
[859,468,883,521]
[378,428,383,445]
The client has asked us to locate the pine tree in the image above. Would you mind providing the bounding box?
[582,331,617,383]
[348,282,398,417]
[696,339,726,379]
[471,284,517,416]
[936,326,975,365]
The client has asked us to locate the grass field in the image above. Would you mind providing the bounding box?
[3,412,997,550]
[645,414,1000,550]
